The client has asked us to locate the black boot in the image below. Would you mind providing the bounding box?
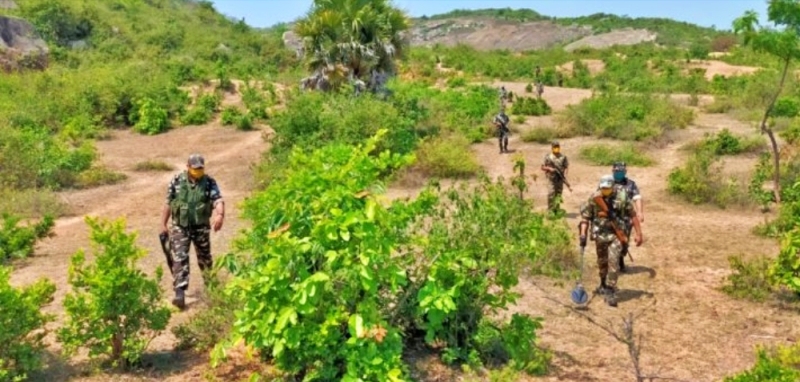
[605,289,618,307]
[619,255,626,273]
[172,288,186,310]
[594,277,609,295]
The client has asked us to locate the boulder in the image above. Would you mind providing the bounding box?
[282,30,303,58]
[0,15,49,71]
[0,0,17,10]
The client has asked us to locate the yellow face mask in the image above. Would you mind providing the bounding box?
[552,147,560,155]
[600,188,613,197]
[188,168,205,179]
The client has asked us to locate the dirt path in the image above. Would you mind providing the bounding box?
[459,83,791,381]
[9,81,793,381]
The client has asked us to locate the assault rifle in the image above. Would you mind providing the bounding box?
[592,195,627,245]
[548,166,572,192]
[159,231,174,275]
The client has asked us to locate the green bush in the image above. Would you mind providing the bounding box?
[0,267,55,382]
[768,226,800,296]
[691,129,765,156]
[73,166,128,189]
[560,91,694,141]
[723,344,800,382]
[213,132,560,379]
[771,97,800,118]
[0,214,54,262]
[511,97,551,116]
[133,97,170,135]
[721,255,775,302]
[0,189,66,219]
[414,133,480,178]
[57,217,171,368]
[172,273,237,352]
[578,143,655,166]
[180,107,213,126]
[667,149,746,207]
[220,106,243,126]
[446,76,468,88]
[525,83,533,93]
[132,160,173,172]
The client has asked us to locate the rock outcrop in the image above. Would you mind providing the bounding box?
[0,15,49,71]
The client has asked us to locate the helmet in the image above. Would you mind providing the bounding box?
[598,175,614,189]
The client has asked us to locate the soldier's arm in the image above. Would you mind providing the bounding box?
[630,181,643,223]
[208,178,225,230]
[541,155,553,173]
[627,201,643,245]
[161,177,178,233]
[563,156,569,177]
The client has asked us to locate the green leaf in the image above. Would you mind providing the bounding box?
[340,229,351,241]
[348,314,365,338]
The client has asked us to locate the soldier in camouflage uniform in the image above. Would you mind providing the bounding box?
[160,154,225,309]
[540,141,569,213]
[611,162,643,272]
[579,175,643,307]
[493,108,511,154]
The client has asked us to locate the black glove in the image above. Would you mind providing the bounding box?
[579,235,587,247]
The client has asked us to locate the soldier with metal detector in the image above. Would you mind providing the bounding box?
[579,175,643,307]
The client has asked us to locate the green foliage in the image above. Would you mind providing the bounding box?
[294,0,410,87]
[688,43,710,59]
[750,152,776,211]
[768,226,800,295]
[0,267,55,382]
[667,149,747,207]
[220,106,253,130]
[695,129,765,156]
[0,214,54,262]
[556,13,726,46]
[414,133,480,178]
[446,76,468,88]
[73,166,127,189]
[721,255,775,302]
[559,91,694,141]
[57,217,171,368]
[773,97,800,118]
[511,97,551,116]
[173,275,239,352]
[424,8,547,22]
[525,83,533,93]
[216,132,562,379]
[723,344,800,382]
[133,98,170,135]
[578,143,655,166]
[0,189,66,220]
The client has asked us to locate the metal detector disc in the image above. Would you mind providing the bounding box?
[571,285,589,305]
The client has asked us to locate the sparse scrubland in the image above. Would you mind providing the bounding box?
[4,0,800,381]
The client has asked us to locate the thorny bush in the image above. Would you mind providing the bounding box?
[212,131,564,380]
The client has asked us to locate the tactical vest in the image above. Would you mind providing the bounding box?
[170,172,213,228]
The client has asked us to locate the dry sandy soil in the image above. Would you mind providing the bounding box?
[8,81,796,382]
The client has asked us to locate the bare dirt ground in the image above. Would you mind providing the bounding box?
[686,59,762,80]
[9,80,795,381]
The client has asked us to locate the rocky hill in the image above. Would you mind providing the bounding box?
[405,9,727,52]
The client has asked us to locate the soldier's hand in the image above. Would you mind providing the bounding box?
[635,233,643,246]
[579,235,587,247]
[212,215,224,232]
[161,225,168,235]
[639,214,645,224]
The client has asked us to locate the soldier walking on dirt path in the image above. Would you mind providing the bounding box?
[160,153,225,310]
[541,141,569,213]
[611,161,644,272]
[579,175,643,307]
[493,108,511,154]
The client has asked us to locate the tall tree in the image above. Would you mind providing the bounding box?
[734,0,800,204]
[294,0,410,89]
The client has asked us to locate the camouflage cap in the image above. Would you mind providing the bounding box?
[598,174,614,189]
[188,153,205,169]
[612,161,627,171]
[551,140,560,147]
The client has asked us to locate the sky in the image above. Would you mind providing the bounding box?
[211,0,770,30]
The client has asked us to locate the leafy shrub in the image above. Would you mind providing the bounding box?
[711,35,738,52]
[173,274,238,351]
[779,118,800,144]
[512,115,526,124]
[723,344,800,382]
[559,91,694,141]
[74,167,127,189]
[688,43,710,59]
[721,255,775,302]
[768,226,800,296]
[0,189,65,220]
[578,143,655,166]
[771,97,800,118]
[57,217,171,368]
[197,92,222,112]
[446,76,467,88]
[235,113,254,131]
[667,149,746,207]
[511,97,551,116]
[694,129,765,156]
[0,267,55,382]
[525,83,533,93]
[133,98,170,135]
[414,133,480,178]
[0,214,54,262]
[704,97,736,114]
[214,132,561,379]
[180,107,213,126]
[220,106,243,126]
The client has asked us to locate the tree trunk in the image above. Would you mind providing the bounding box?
[759,57,791,205]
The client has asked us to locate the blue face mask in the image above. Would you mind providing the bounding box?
[613,171,625,182]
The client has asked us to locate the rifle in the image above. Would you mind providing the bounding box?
[159,231,174,275]
[546,164,572,192]
[592,195,628,245]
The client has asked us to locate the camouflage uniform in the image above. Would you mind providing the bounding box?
[542,152,569,211]
[580,188,636,297]
[494,112,510,153]
[166,171,222,291]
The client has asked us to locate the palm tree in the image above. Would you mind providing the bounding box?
[294,0,410,90]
